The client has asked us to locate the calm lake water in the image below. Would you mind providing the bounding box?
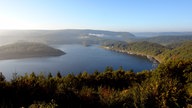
[0,44,154,80]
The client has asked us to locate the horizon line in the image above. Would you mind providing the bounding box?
[0,29,192,33]
[0,28,192,33]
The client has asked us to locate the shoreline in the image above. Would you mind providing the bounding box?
[0,53,65,61]
[102,46,160,65]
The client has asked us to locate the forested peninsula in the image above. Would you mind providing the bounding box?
[0,42,65,60]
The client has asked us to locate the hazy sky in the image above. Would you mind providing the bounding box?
[0,0,192,32]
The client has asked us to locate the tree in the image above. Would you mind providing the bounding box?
[104,66,113,72]
[48,73,53,79]
[0,72,5,81]
[56,72,62,78]
[30,72,37,79]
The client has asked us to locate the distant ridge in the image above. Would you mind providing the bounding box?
[0,29,135,45]
[132,32,192,37]
[137,35,192,45]
[0,29,134,37]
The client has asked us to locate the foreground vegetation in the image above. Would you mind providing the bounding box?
[0,60,191,107]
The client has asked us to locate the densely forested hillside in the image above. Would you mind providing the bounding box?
[123,41,168,56]
[143,35,192,45]
[103,40,192,62]
[159,41,192,61]
[0,42,65,60]
[103,41,168,62]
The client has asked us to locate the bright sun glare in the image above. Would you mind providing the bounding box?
[0,15,17,29]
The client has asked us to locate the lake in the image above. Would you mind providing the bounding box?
[0,44,155,80]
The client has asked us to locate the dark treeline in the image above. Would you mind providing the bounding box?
[0,60,191,107]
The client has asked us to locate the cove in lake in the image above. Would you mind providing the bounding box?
[0,44,155,80]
